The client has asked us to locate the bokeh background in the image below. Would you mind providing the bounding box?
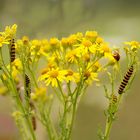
[0,0,140,139]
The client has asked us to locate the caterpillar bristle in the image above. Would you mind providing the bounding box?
[118,65,134,94]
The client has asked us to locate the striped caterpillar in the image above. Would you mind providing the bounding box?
[25,74,31,97]
[25,75,37,130]
[30,102,36,131]
[112,95,117,104]
[10,39,16,63]
[31,116,36,130]
[118,65,134,94]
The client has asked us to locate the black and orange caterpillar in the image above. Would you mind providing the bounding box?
[25,75,36,130]
[30,102,36,131]
[25,74,31,97]
[118,65,134,94]
[112,94,117,104]
[31,116,36,130]
[10,39,16,63]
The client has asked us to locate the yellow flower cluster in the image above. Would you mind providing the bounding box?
[31,87,47,101]
[0,24,17,47]
[1,25,140,140]
[35,31,115,87]
[0,24,121,89]
[124,41,140,52]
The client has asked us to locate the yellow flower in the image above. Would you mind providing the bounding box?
[31,40,41,51]
[0,36,5,47]
[80,38,94,53]
[83,53,90,62]
[66,49,81,63]
[50,37,60,49]
[31,87,47,101]
[40,68,50,75]
[100,43,111,54]
[92,62,101,72]
[39,68,67,87]
[41,39,50,53]
[88,43,99,54]
[125,41,139,46]
[96,37,104,44]
[47,52,61,64]
[75,32,83,40]
[0,86,8,95]
[40,62,57,75]
[12,67,20,82]
[0,24,17,40]
[83,69,99,84]
[2,64,20,82]
[65,69,80,83]
[85,31,98,42]
[22,36,29,45]
[12,58,22,70]
[104,53,117,66]
[30,39,46,60]
[86,62,101,72]
[67,34,77,47]
[88,42,111,56]
[61,37,69,48]
[2,73,7,81]
[0,36,9,47]
[124,41,140,51]
[12,111,22,118]
[82,39,92,48]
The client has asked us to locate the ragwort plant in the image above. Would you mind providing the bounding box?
[0,24,139,140]
[98,41,140,140]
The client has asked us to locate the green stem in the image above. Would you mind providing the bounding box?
[44,115,54,140]
[103,95,122,140]
[57,80,65,101]
[0,48,36,140]
[52,87,64,104]
[45,112,58,140]
[10,78,36,140]
[66,101,77,140]
[39,104,57,140]
[28,67,38,88]
[104,119,113,140]
[66,81,83,140]
[60,100,68,140]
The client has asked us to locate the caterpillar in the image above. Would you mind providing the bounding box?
[118,65,134,94]
[112,95,117,104]
[112,50,120,61]
[31,116,36,130]
[30,102,36,131]
[25,75,37,130]
[25,74,31,97]
[16,81,22,101]
[10,39,16,63]
[109,95,118,115]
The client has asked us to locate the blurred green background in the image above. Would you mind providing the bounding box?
[1,0,140,139]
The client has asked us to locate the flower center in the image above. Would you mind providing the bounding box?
[84,71,91,79]
[82,40,92,47]
[50,70,59,78]
[66,70,73,76]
